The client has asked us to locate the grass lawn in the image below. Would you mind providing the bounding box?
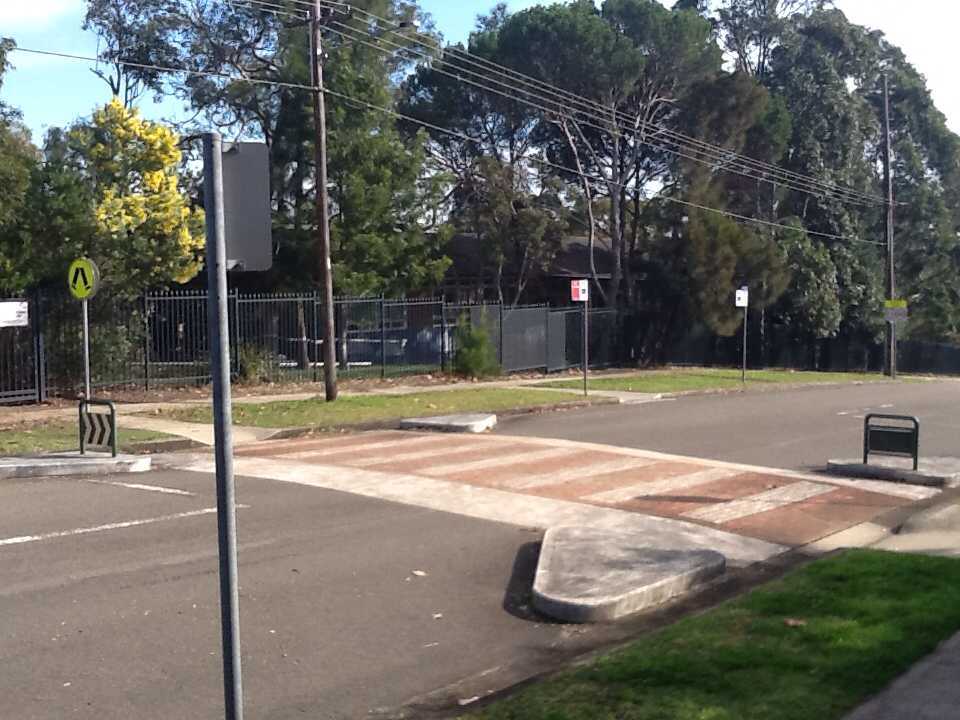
[468,549,960,720]
[545,368,889,394]
[0,422,173,455]
[167,387,585,429]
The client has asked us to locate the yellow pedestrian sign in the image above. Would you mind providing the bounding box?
[68,258,101,300]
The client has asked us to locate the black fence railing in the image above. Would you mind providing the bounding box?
[11,290,617,399]
[8,287,960,405]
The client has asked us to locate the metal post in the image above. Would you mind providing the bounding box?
[81,299,91,400]
[203,132,244,720]
[440,304,448,372]
[310,1,339,401]
[144,293,152,391]
[883,75,897,379]
[583,299,589,397]
[380,297,387,378]
[32,291,47,403]
[742,303,748,384]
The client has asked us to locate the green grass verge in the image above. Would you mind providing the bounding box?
[0,423,174,455]
[545,368,888,393]
[167,387,585,429]
[467,549,960,720]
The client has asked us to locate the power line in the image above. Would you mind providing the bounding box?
[10,46,315,92]
[320,0,886,207]
[233,0,883,206]
[320,86,883,246]
[320,17,875,207]
[9,43,881,246]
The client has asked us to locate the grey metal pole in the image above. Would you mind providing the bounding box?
[203,131,244,720]
[583,298,589,397]
[742,304,748,384]
[81,299,91,400]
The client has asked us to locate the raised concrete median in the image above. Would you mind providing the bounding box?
[532,525,727,623]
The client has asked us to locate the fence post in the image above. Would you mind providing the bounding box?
[143,292,151,392]
[544,305,550,372]
[380,296,387,378]
[32,289,47,403]
[230,289,240,380]
[440,303,447,372]
[312,292,320,383]
[499,304,505,368]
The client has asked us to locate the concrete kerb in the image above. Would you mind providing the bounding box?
[826,457,960,488]
[0,451,152,479]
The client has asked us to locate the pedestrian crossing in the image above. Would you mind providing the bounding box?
[241,430,929,546]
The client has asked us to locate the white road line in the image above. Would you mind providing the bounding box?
[82,479,196,497]
[584,468,739,505]
[425,447,579,476]
[0,506,245,547]
[282,434,452,461]
[502,458,658,490]
[683,482,836,524]
[350,442,501,468]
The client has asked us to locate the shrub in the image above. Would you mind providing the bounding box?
[453,310,502,378]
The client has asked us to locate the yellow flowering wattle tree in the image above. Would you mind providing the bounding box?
[68,98,204,295]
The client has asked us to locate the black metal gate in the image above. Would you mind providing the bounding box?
[0,297,44,405]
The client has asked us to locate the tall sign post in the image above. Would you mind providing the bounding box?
[203,132,244,720]
[884,300,908,381]
[67,257,100,400]
[572,279,589,396]
[736,286,749,383]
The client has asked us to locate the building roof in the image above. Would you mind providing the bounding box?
[443,234,614,280]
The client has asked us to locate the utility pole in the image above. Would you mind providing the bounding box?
[883,75,897,378]
[310,1,347,401]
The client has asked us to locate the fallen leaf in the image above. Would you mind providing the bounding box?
[783,618,807,628]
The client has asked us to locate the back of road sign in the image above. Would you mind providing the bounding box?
[222,142,273,272]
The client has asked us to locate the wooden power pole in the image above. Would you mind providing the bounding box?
[883,75,896,378]
[309,1,348,401]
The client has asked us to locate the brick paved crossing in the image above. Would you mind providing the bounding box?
[238,431,928,547]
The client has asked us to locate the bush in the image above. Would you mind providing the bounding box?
[236,343,281,384]
[453,310,502,378]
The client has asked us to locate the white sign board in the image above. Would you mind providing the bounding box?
[0,301,28,328]
[571,279,589,303]
[735,286,749,308]
[885,306,909,322]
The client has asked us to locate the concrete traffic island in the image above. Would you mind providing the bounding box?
[0,451,152,479]
[532,526,726,623]
[826,456,960,487]
[399,412,498,433]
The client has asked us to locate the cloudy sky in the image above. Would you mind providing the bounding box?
[1,0,954,139]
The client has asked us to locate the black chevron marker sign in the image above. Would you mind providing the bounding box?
[81,411,113,449]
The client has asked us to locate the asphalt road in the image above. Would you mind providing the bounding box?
[498,380,960,471]
[0,469,671,720]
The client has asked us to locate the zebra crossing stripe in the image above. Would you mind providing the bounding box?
[683,481,836,524]
[583,468,739,505]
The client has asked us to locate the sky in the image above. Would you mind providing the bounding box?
[1,0,957,141]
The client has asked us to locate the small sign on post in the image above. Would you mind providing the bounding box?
[68,258,101,401]
[884,300,908,323]
[0,301,28,328]
[736,285,748,383]
[572,280,590,396]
